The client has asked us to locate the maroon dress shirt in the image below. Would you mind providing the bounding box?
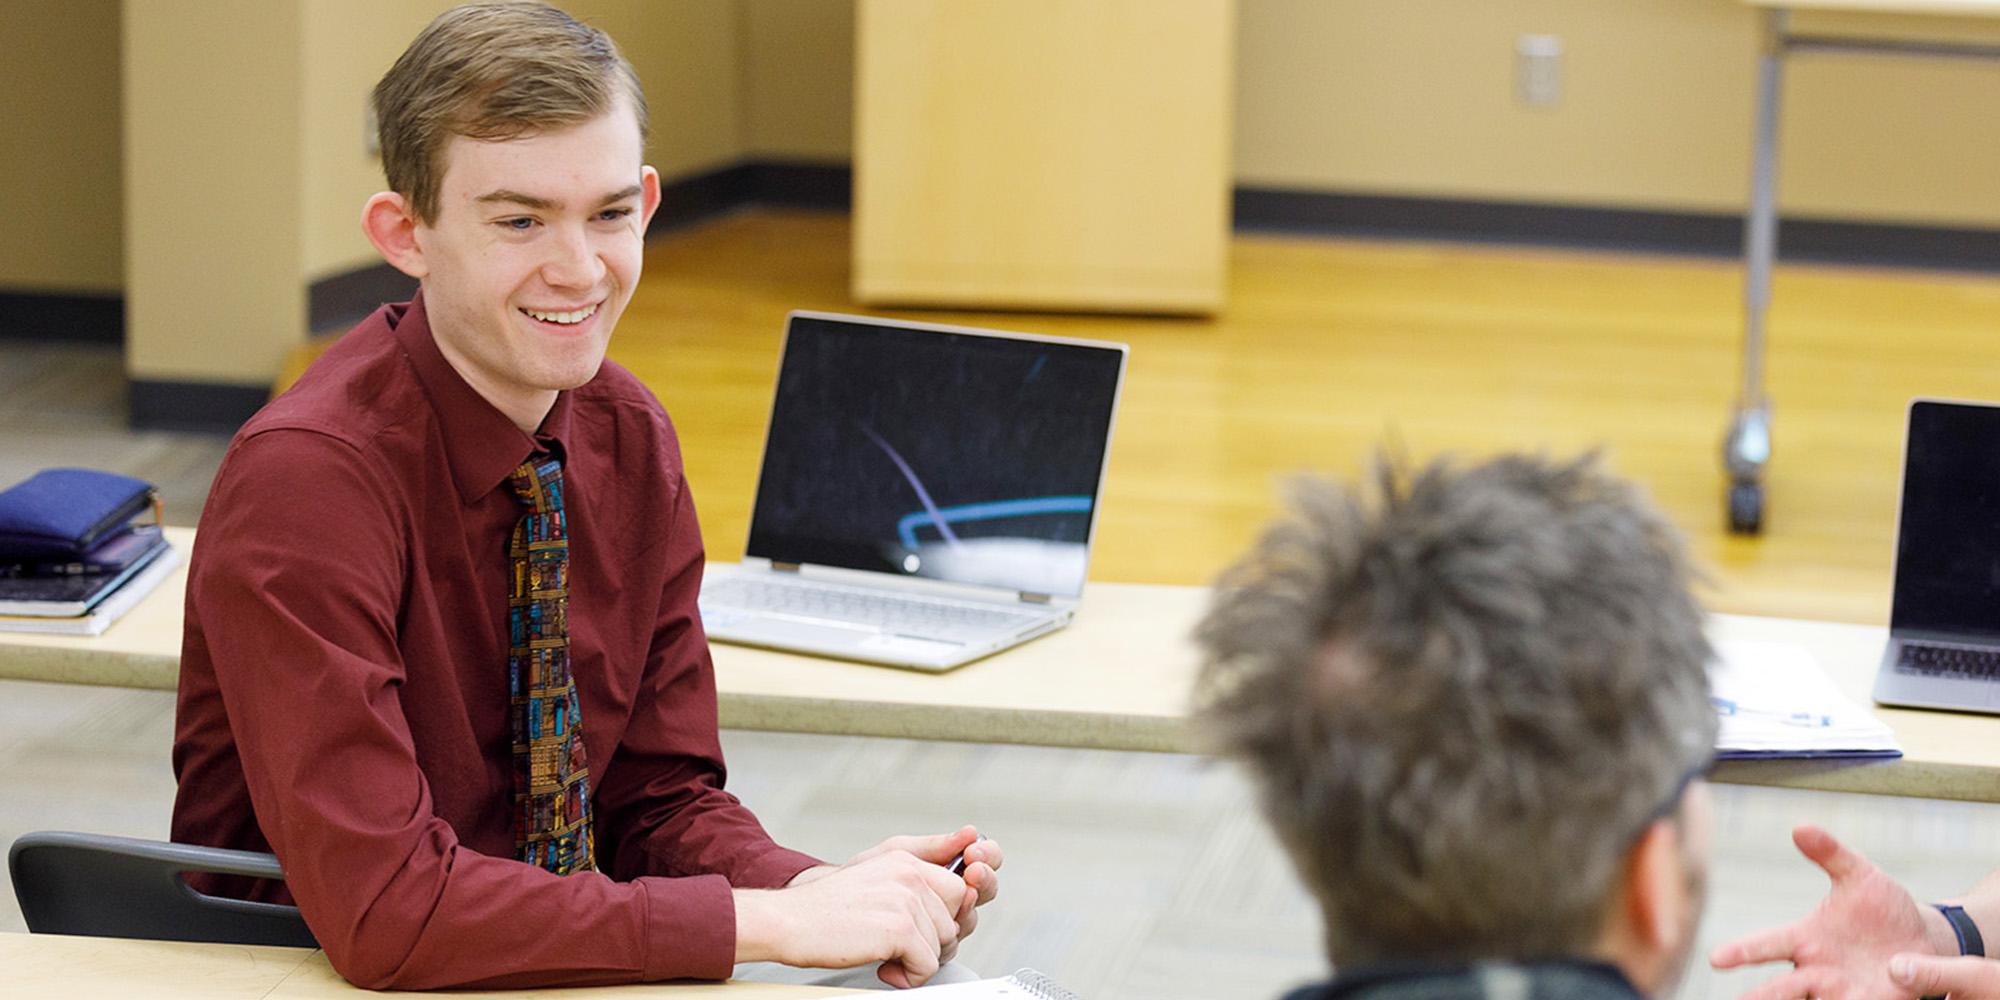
[170,293,820,989]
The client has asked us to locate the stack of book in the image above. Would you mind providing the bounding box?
[0,468,181,637]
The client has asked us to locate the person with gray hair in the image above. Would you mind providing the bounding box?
[1194,452,1718,1000]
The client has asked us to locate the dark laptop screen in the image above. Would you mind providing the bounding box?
[745,313,1126,598]
[1893,400,2000,638]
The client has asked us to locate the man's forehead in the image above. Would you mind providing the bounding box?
[433,105,644,207]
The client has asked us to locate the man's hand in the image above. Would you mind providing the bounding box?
[1710,825,1953,1000]
[735,850,964,987]
[1891,953,2000,999]
[738,826,1004,988]
[845,826,1003,940]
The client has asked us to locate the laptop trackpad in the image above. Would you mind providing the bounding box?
[712,616,968,656]
[861,633,968,657]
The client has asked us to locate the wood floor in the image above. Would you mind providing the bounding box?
[13,211,2000,998]
[609,210,2000,625]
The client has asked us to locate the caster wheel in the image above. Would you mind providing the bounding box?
[1727,481,1763,535]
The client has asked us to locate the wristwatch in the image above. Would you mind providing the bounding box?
[1922,904,1984,1000]
[1937,903,1985,957]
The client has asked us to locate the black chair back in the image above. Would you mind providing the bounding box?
[9,831,316,947]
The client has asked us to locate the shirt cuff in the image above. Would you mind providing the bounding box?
[637,873,738,981]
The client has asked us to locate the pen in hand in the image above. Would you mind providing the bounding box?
[946,835,988,877]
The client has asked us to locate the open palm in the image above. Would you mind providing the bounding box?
[1711,825,1939,1000]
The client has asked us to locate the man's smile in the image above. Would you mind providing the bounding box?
[519,302,600,326]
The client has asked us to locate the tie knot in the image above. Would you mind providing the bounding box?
[509,457,564,514]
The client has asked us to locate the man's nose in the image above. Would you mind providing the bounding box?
[541,225,606,290]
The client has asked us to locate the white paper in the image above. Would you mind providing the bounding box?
[1710,639,1901,755]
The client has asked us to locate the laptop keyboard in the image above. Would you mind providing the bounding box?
[1896,641,2000,679]
[701,575,1043,636]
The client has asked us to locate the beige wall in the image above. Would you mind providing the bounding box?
[124,0,305,385]
[734,0,2000,225]
[299,0,455,284]
[742,0,854,161]
[299,0,748,283]
[0,0,122,293]
[1233,0,2000,225]
[124,0,753,386]
[593,0,749,183]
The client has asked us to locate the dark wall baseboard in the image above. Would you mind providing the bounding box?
[644,160,852,237]
[739,161,852,210]
[129,380,270,435]
[0,291,124,345]
[1233,187,2000,272]
[308,264,416,334]
[648,161,758,235]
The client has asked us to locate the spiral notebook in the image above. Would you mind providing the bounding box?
[903,968,1083,998]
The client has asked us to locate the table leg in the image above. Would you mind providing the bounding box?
[1725,6,1786,535]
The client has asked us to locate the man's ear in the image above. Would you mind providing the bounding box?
[1624,819,1686,953]
[638,166,662,232]
[362,191,428,279]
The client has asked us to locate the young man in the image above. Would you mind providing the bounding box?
[1193,454,1718,1000]
[170,3,998,990]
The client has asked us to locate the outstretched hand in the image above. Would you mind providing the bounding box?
[1710,825,1947,1000]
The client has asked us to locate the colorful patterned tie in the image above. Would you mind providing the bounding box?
[508,455,594,875]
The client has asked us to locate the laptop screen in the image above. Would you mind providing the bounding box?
[744,313,1127,598]
[1893,400,2000,639]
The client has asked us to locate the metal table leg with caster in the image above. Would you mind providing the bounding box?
[1724,401,1771,534]
[1724,8,1784,536]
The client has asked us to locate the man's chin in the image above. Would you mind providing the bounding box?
[542,362,606,392]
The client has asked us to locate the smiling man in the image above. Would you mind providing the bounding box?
[170,3,998,990]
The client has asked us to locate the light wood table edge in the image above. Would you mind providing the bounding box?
[0,932,870,998]
[1713,757,2000,803]
[716,693,1190,754]
[1742,0,2000,15]
[0,645,179,689]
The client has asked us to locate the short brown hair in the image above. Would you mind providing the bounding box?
[1193,453,1715,966]
[373,1,649,223]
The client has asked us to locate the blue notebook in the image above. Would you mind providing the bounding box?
[0,468,158,560]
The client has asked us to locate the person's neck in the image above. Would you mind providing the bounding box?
[485,389,556,434]
[429,338,557,432]
[1591,926,1665,997]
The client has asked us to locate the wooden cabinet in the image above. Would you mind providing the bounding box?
[853,0,1236,314]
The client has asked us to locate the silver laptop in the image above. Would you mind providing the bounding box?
[1874,399,2000,713]
[698,311,1128,672]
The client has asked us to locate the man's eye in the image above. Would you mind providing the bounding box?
[499,217,536,232]
[597,208,633,222]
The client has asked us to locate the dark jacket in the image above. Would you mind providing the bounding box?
[1282,960,1645,1000]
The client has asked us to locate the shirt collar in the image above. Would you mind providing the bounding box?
[1316,958,1643,1000]
[390,290,578,505]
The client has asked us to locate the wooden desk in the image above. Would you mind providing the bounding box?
[7,529,2000,800]
[0,526,197,688]
[0,932,860,998]
[1748,0,2000,13]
